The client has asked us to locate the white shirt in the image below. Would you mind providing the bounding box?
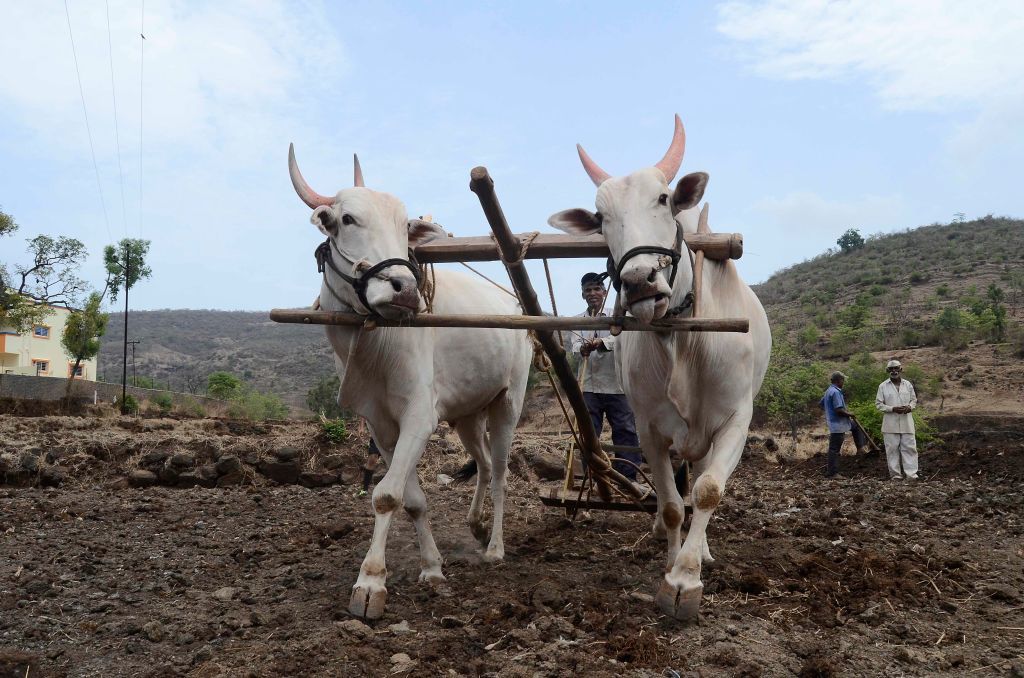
[571,310,623,395]
[875,378,917,434]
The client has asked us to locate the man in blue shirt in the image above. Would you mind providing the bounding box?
[820,371,866,478]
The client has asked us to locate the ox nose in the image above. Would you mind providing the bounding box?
[621,266,661,299]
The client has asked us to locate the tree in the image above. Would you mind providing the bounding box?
[1,207,86,333]
[207,371,242,399]
[103,239,153,301]
[15,235,89,305]
[61,292,109,397]
[307,374,345,418]
[836,228,865,253]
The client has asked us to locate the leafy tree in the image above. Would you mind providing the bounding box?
[986,283,1005,306]
[61,292,109,395]
[1,207,86,333]
[14,235,89,305]
[103,239,153,302]
[836,228,865,253]
[207,371,242,399]
[754,340,830,437]
[306,374,344,418]
[796,324,820,354]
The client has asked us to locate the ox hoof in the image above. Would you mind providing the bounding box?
[470,522,490,546]
[418,569,446,585]
[482,547,505,563]
[652,518,668,541]
[655,579,702,622]
[349,585,387,620]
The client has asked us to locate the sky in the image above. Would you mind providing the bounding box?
[1,0,1022,316]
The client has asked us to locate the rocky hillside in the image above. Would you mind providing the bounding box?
[97,216,1023,416]
[98,309,334,411]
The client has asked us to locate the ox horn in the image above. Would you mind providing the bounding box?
[654,114,686,184]
[353,153,365,187]
[288,143,334,209]
[576,143,611,187]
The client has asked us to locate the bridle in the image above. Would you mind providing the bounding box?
[605,219,696,318]
[314,237,422,316]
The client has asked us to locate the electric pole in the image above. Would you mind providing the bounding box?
[120,243,131,414]
[128,339,142,386]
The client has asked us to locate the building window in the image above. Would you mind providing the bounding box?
[68,363,85,378]
[32,359,50,375]
[33,325,51,339]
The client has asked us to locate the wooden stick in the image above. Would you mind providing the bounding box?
[470,166,628,502]
[268,309,750,333]
[692,203,711,318]
[414,231,743,263]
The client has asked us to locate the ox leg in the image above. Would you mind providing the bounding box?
[372,441,445,583]
[456,414,492,545]
[657,414,749,622]
[350,419,436,620]
[482,393,517,563]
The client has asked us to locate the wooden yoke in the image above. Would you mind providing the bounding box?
[414,231,742,264]
[469,166,634,503]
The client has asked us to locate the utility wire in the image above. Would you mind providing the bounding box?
[64,0,113,242]
[106,0,129,237]
[138,0,145,237]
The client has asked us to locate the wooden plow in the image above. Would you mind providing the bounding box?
[270,166,747,517]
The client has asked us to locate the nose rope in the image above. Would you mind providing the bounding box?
[604,220,697,333]
[314,237,422,317]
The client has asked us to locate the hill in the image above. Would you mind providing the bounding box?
[98,309,334,411]
[97,217,1023,416]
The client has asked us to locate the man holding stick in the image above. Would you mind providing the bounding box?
[820,371,868,479]
[572,272,643,481]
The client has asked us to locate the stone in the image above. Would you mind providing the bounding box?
[440,616,464,629]
[142,621,165,642]
[527,451,564,481]
[212,586,239,602]
[388,620,414,635]
[196,464,219,482]
[259,461,299,485]
[335,619,372,639]
[273,447,300,462]
[39,466,65,487]
[176,472,214,489]
[215,455,242,475]
[436,473,454,487]
[217,471,245,487]
[141,450,171,467]
[158,466,180,485]
[628,591,654,604]
[322,454,345,470]
[765,437,779,452]
[19,452,40,473]
[169,453,195,469]
[390,652,414,665]
[299,471,338,488]
[129,470,158,487]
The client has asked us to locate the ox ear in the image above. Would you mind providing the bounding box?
[672,172,709,214]
[407,219,447,247]
[311,205,338,236]
[547,208,602,235]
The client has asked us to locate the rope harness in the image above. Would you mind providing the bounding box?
[604,220,697,326]
[315,237,423,316]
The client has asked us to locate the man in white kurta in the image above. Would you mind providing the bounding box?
[875,360,919,480]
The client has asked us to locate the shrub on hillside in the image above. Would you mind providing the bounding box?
[227,390,288,421]
[177,397,206,418]
[151,392,173,414]
[306,374,345,418]
[848,400,935,446]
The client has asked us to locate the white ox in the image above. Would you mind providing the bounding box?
[547,117,771,621]
[288,147,532,619]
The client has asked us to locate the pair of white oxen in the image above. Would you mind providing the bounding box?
[287,115,771,622]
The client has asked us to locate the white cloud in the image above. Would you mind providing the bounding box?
[717,0,1024,112]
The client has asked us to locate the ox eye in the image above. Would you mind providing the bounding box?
[341,214,356,226]
[658,194,669,206]
[595,212,604,225]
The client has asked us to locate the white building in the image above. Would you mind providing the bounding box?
[1,304,98,380]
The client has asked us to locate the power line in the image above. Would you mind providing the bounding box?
[64,0,113,242]
[105,0,129,238]
[138,0,145,237]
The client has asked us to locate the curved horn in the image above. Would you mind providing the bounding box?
[576,143,611,187]
[654,114,686,184]
[353,153,364,187]
[288,143,334,209]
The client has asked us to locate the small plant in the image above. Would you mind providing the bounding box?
[179,397,206,418]
[122,394,139,415]
[152,392,173,414]
[909,271,926,284]
[319,416,348,444]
